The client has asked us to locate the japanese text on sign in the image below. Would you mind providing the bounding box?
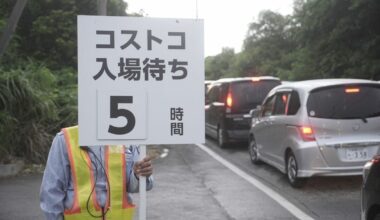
[170,107,184,136]
[78,16,205,145]
[94,30,188,81]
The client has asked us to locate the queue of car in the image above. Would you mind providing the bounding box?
[205,76,281,148]
[205,77,380,220]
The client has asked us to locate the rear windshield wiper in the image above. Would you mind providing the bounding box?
[358,112,380,123]
[360,116,368,123]
[364,112,380,119]
[352,112,380,123]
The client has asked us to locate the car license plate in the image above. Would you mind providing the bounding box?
[345,148,368,161]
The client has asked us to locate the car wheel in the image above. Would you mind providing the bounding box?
[286,152,306,188]
[249,138,261,164]
[217,128,227,148]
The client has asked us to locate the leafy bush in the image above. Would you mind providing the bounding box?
[0,61,77,163]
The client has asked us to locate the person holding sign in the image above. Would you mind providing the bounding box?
[40,125,153,220]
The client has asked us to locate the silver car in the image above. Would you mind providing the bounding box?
[248,79,380,187]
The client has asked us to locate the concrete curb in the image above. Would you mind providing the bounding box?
[0,161,24,178]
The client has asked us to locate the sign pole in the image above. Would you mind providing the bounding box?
[97,0,107,15]
[139,145,146,220]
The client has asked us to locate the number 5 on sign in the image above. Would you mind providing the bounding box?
[97,89,147,140]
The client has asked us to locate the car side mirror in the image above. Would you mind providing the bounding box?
[249,109,255,117]
[250,105,262,118]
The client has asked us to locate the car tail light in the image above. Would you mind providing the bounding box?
[226,92,233,108]
[298,126,316,141]
[225,84,233,111]
[345,87,360,93]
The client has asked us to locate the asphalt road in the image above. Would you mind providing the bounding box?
[0,174,44,220]
[0,144,300,220]
[204,138,363,220]
[1,141,361,220]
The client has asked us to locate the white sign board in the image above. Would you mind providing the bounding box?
[78,16,204,146]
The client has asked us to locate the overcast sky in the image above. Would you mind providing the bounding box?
[125,0,294,57]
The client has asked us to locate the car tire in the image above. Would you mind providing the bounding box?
[217,128,227,148]
[249,137,261,164]
[286,152,307,188]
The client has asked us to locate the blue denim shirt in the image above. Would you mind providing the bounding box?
[40,131,153,220]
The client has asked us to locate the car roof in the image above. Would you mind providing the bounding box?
[212,76,280,84]
[274,78,379,93]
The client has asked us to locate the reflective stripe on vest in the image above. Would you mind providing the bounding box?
[62,126,135,220]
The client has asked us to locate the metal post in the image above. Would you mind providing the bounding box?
[195,0,198,19]
[97,0,107,16]
[0,0,28,59]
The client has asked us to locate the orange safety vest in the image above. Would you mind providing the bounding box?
[62,126,135,220]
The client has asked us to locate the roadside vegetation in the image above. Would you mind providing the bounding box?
[206,0,380,81]
[0,0,135,163]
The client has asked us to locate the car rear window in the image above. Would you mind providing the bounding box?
[307,84,380,119]
[230,80,280,113]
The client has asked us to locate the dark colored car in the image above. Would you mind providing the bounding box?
[362,155,380,220]
[205,76,281,148]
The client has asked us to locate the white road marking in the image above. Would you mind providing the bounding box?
[196,143,314,220]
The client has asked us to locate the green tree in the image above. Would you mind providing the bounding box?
[205,47,236,80]
[0,0,133,163]
[291,0,380,80]
[205,10,295,79]
[0,0,129,69]
[241,10,295,78]
[206,0,380,81]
